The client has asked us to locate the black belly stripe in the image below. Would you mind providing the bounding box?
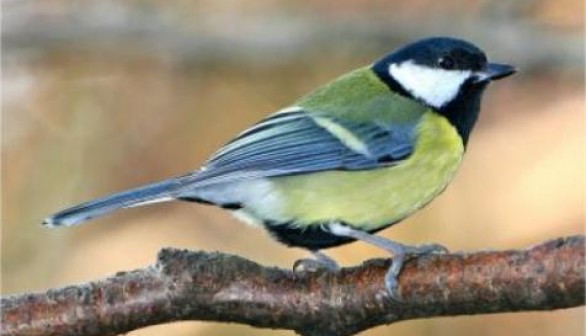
[263,220,395,250]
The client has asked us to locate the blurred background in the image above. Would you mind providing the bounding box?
[2,0,584,335]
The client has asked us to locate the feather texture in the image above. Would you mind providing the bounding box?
[182,108,416,189]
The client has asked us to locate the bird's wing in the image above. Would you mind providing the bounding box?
[185,107,417,188]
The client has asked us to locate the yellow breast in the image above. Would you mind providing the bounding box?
[251,112,464,230]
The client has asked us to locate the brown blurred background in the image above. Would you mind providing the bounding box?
[2,0,584,335]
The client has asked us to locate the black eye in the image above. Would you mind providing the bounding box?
[438,56,455,70]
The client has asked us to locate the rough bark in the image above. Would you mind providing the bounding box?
[1,235,584,336]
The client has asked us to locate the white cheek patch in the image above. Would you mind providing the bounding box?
[389,61,472,109]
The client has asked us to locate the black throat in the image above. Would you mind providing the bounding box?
[436,80,487,146]
[372,63,486,147]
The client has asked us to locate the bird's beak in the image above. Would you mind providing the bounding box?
[474,63,517,84]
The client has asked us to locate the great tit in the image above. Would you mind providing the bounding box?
[43,37,516,299]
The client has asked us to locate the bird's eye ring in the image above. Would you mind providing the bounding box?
[438,56,455,70]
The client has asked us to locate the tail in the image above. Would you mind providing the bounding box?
[42,178,183,228]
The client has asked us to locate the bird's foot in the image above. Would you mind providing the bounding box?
[384,243,448,301]
[293,251,339,274]
[326,221,449,301]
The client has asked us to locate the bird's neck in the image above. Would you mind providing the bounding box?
[437,83,487,147]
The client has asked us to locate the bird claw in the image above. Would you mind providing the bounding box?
[384,269,401,301]
[385,243,449,300]
[293,251,339,274]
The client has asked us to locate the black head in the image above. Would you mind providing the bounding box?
[385,37,488,72]
[372,37,516,144]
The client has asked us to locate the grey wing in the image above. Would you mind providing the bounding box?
[186,107,416,188]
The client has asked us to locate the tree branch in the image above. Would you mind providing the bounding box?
[1,235,584,336]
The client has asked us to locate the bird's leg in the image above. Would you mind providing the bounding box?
[293,250,339,273]
[327,222,447,300]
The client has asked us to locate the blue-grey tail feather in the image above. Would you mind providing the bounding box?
[42,178,181,227]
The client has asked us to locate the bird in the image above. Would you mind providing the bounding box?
[43,37,516,299]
